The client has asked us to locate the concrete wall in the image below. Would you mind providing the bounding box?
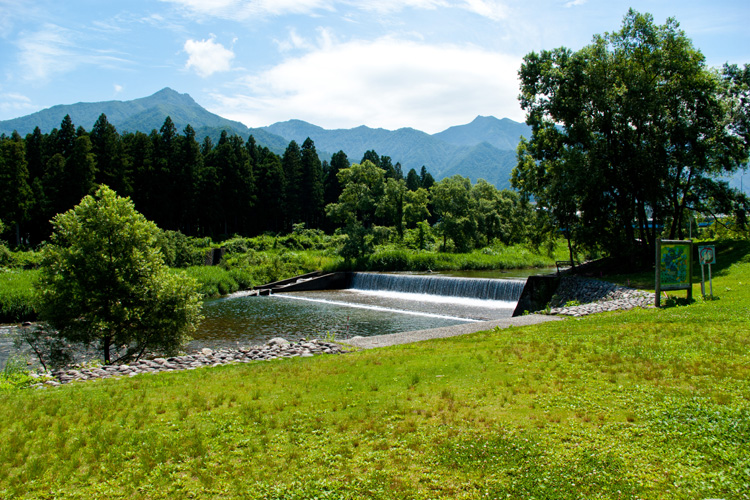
[512,275,561,317]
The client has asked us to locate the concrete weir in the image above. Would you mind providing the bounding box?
[252,271,560,318]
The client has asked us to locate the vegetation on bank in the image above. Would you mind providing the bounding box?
[0,241,748,498]
[0,223,569,323]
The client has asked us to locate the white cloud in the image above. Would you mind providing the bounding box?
[184,36,235,77]
[14,23,132,83]
[161,0,334,20]
[210,37,523,133]
[461,0,508,21]
[114,84,124,93]
[160,0,509,21]
[275,28,314,52]
[16,24,78,81]
[0,92,37,116]
[564,0,587,7]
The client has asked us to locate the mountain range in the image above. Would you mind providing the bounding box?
[0,87,532,188]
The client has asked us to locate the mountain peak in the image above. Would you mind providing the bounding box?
[433,116,531,150]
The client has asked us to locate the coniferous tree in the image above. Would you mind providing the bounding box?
[64,135,97,209]
[254,147,286,233]
[56,115,76,158]
[394,162,404,180]
[361,150,380,168]
[176,125,202,234]
[405,168,421,191]
[380,155,397,179]
[324,151,348,206]
[90,114,131,196]
[300,137,324,228]
[420,166,435,190]
[0,134,33,246]
[124,131,155,223]
[282,140,303,227]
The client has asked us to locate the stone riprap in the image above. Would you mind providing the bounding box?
[546,277,654,317]
[38,338,342,387]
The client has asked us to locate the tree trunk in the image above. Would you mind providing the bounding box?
[103,336,112,364]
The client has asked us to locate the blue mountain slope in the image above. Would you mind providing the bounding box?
[1,90,526,188]
[434,115,531,150]
[0,88,289,154]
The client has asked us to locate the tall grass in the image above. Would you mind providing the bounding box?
[0,269,38,323]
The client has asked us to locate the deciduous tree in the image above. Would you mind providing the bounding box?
[36,185,202,364]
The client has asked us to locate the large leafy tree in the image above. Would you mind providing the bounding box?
[326,160,385,259]
[430,175,476,252]
[513,9,750,260]
[36,185,202,364]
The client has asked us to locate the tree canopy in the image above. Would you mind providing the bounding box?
[512,9,750,261]
[35,185,203,364]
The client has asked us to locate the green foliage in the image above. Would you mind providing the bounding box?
[35,185,202,364]
[514,10,750,262]
[156,230,207,268]
[0,356,35,392]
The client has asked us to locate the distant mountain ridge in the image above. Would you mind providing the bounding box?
[262,117,529,188]
[0,88,290,154]
[0,88,531,188]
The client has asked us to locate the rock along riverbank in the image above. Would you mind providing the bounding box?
[546,276,654,317]
[38,338,342,387]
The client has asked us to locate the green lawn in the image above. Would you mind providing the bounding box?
[1,241,749,498]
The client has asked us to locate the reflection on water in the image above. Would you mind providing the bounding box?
[191,287,517,351]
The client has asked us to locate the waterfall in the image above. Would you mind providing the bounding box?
[349,273,526,302]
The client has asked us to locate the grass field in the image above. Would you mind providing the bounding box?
[0,240,748,498]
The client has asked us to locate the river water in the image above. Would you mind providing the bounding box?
[2,269,551,366]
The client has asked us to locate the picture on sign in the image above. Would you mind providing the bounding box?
[699,245,716,265]
[660,243,690,287]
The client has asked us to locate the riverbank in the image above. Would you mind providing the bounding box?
[39,339,343,387]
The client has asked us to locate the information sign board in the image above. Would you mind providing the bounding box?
[655,239,693,307]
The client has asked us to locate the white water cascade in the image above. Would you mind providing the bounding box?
[349,273,526,302]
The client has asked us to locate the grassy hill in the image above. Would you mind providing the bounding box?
[1,240,749,498]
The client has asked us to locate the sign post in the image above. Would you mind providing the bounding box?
[698,245,716,299]
[655,239,693,307]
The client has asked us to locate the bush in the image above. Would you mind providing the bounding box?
[157,230,208,268]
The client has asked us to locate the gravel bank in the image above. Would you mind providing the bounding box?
[37,338,342,387]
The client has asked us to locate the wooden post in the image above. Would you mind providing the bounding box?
[655,239,661,307]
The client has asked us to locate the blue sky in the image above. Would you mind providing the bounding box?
[1,0,748,133]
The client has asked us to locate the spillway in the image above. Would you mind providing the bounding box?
[348,272,526,302]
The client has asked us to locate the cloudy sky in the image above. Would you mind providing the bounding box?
[1,0,748,133]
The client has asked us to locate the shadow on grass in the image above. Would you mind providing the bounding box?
[704,239,750,277]
[599,239,750,289]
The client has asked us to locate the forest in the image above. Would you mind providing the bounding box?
[0,113,534,258]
